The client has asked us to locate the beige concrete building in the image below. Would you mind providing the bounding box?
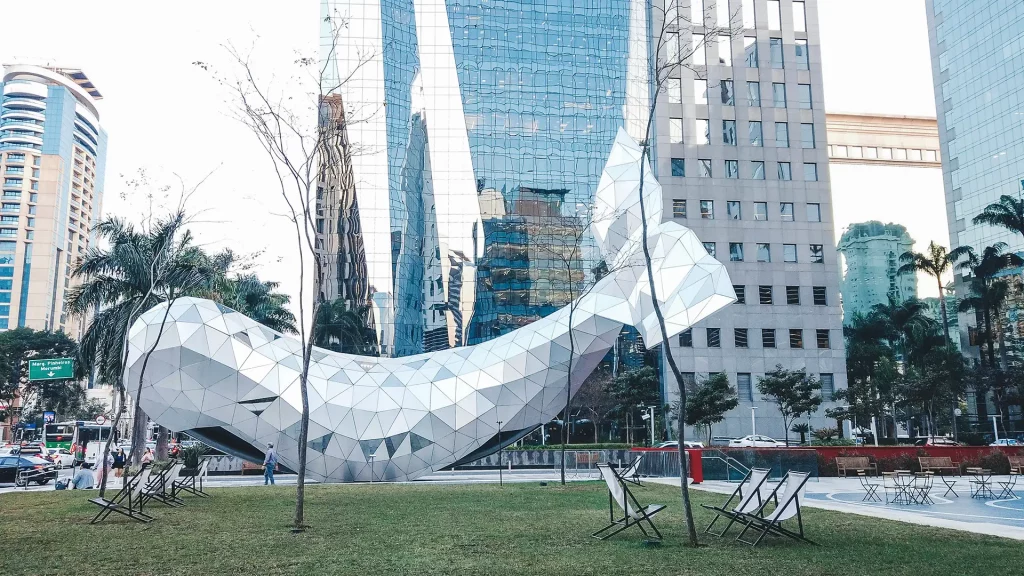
[0,65,106,339]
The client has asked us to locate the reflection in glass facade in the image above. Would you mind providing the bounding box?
[928,1,1024,255]
[321,0,635,357]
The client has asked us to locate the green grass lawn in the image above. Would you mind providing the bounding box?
[1,481,1020,576]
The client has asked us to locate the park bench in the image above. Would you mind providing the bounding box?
[919,456,960,476]
[835,456,876,477]
[1009,456,1024,475]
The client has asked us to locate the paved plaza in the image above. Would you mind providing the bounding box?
[652,476,1024,541]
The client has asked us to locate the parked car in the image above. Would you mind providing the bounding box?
[728,435,786,447]
[46,447,75,468]
[655,441,705,449]
[0,455,59,486]
[990,439,1020,447]
[914,437,962,447]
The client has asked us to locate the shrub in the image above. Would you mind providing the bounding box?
[180,443,208,469]
[961,450,1010,474]
[506,443,633,451]
[812,427,838,442]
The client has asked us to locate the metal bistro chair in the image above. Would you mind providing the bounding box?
[913,472,935,505]
[858,472,881,502]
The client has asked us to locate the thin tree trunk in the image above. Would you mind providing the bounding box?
[561,304,575,486]
[293,326,316,530]
[938,278,950,346]
[984,305,996,367]
[156,426,169,460]
[129,404,148,466]
[97,387,127,498]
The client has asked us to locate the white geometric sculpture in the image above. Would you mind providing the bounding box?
[125,132,736,482]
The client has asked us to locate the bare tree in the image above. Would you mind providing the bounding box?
[196,13,373,531]
[630,0,735,546]
[573,368,617,443]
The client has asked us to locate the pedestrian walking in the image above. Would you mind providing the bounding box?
[264,442,277,486]
[113,448,126,478]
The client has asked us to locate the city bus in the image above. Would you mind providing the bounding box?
[43,421,112,452]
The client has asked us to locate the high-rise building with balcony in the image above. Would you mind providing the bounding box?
[0,65,107,337]
[318,0,847,439]
[837,221,917,323]
[657,0,846,438]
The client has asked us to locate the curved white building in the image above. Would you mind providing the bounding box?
[0,65,107,336]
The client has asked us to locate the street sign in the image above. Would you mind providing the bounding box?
[28,358,74,381]
[95,415,106,426]
[43,411,55,423]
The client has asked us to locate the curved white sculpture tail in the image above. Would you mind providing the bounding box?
[125,131,735,482]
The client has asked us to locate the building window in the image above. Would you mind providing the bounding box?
[667,78,681,104]
[793,1,807,33]
[772,83,786,107]
[797,84,813,109]
[762,329,776,348]
[703,242,717,257]
[810,244,824,263]
[754,202,768,220]
[725,201,741,220]
[672,158,686,177]
[768,0,782,28]
[695,79,708,105]
[700,200,714,219]
[770,37,784,68]
[789,329,804,349]
[735,328,749,348]
[757,243,771,262]
[718,35,732,65]
[744,37,758,68]
[806,203,822,223]
[749,121,763,146]
[778,162,792,180]
[721,81,735,106]
[795,39,809,70]
[783,244,797,262]
[742,0,755,27]
[816,329,831,349]
[813,286,827,305]
[786,286,800,304]
[747,81,761,106]
[729,242,744,261]
[725,160,739,178]
[804,163,818,181]
[699,159,713,178]
[33,156,40,166]
[670,118,683,143]
[759,285,773,305]
[698,119,711,144]
[751,161,765,180]
[692,33,706,66]
[672,199,687,218]
[679,328,693,347]
[717,0,730,27]
[800,123,815,148]
[780,202,794,221]
[738,372,753,401]
[707,327,721,348]
[723,120,737,145]
[821,373,834,401]
[775,122,789,147]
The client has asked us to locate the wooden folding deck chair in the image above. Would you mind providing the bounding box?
[592,463,666,542]
[619,454,645,486]
[735,471,814,547]
[172,458,211,498]
[142,461,186,508]
[89,465,154,524]
[701,467,772,536]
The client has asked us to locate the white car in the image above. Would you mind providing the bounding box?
[990,439,1020,447]
[728,435,786,447]
[655,441,705,449]
[46,447,75,468]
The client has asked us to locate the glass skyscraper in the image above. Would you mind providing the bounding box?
[319,0,640,357]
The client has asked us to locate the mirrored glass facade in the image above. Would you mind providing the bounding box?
[320,0,636,357]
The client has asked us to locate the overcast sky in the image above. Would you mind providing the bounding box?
[0,0,945,304]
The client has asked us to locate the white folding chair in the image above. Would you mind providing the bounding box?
[735,471,814,546]
[592,463,666,542]
[701,467,772,536]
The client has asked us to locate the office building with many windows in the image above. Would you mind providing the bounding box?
[0,65,106,337]
[837,221,917,324]
[658,0,845,439]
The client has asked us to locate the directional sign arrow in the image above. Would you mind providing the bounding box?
[47,371,55,377]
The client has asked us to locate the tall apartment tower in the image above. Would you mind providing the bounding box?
[837,221,917,323]
[0,65,106,337]
[659,0,846,439]
[926,1,1024,363]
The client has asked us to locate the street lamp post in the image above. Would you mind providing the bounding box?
[992,415,1001,444]
[497,419,504,487]
[750,407,758,436]
[640,405,655,445]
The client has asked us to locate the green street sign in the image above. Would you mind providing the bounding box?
[28,358,74,381]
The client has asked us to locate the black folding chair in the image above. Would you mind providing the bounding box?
[89,464,154,524]
[735,471,815,547]
[701,467,772,536]
[172,458,211,498]
[592,463,665,542]
[142,461,186,508]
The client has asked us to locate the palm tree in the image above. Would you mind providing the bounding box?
[66,211,219,470]
[314,299,378,355]
[898,242,957,345]
[219,274,297,334]
[867,297,937,361]
[972,195,1024,238]
[952,243,1023,367]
